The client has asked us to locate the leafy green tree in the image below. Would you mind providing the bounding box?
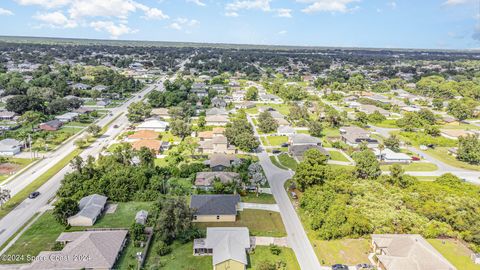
[384,135,400,152]
[197,115,206,128]
[424,125,440,137]
[245,86,258,101]
[53,198,79,225]
[258,111,278,133]
[86,124,101,137]
[356,112,369,126]
[170,119,192,139]
[457,134,480,164]
[432,98,443,110]
[308,120,323,137]
[368,110,386,124]
[396,112,423,131]
[353,149,381,179]
[127,101,152,123]
[156,197,193,244]
[18,111,45,131]
[130,223,146,243]
[448,99,473,121]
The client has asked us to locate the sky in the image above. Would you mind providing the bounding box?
[0,0,479,49]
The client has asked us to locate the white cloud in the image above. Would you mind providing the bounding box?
[225,11,239,17]
[388,1,397,9]
[136,4,169,20]
[90,20,136,39]
[226,0,271,12]
[168,17,199,32]
[443,0,470,5]
[34,11,77,28]
[278,30,287,35]
[276,8,292,18]
[297,0,359,13]
[0,8,14,16]
[16,0,71,9]
[186,0,206,6]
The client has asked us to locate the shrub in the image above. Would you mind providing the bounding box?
[155,240,172,256]
[269,244,281,255]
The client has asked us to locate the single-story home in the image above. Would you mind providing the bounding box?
[137,119,169,132]
[194,227,251,270]
[195,172,240,190]
[131,140,162,154]
[211,97,227,108]
[289,144,330,161]
[151,108,171,119]
[127,130,159,141]
[55,112,79,123]
[206,115,229,126]
[440,129,475,140]
[289,134,322,146]
[68,194,107,227]
[190,194,241,222]
[373,148,411,164]
[206,108,228,116]
[0,138,22,156]
[371,234,456,270]
[39,120,63,131]
[208,153,237,171]
[0,110,16,120]
[24,230,128,270]
[277,125,296,136]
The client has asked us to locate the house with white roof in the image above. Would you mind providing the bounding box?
[0,138,22,156]
[373,148,411,164]
[137,119,169,132]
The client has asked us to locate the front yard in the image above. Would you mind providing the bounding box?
[328,150,350,162]
[241,193,276,204]
[380,162,438,172]
[195,209,286,237]
[426,147,480,172]
[278,153,297,170]
[428,239,480,270]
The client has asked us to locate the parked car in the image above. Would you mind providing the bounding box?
[332,264,349,270]
[113,124,119,128]
[28,191,40,199]
[411,156,420,161]
[281,143,289,147]
[272,150,281,154]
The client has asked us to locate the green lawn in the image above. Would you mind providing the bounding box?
[427,147,480,172]
[83,201,154,229]
[380,162,438,172]
[375,119,399,128]
[312,239,371,266]
[160,131,181,142]
[416,176,439,181]
[278,153,298,170]
[249,246,300,270]
[146,241,212,270]
[245,106,259,115]
[265,103,290,115]
[241,193,276,204]
[270,156,288,170]
[266,136,288,146]
[328,150,349,162]
[260,137,269,146]
[114,237,145,270]
[428,239,480,270]
[322,127,341,137]
[195,209,286,237]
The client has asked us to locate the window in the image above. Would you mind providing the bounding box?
[193,216,197,220]
[216,215,220,220]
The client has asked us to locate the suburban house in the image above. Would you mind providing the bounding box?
[151,108,171,119]
[137,119,169,132]
[131,140,162,154]
[211,97,227,108]
[206,115,229,126]
[24,230,128,270]
[68,194,107,227]
[0,110,17,120]
[55,112,79,123]
[289,133,322,146]
[97,98,111,107]
[373,148,412,164]
[358,104,390,117]
[207,153,238,171]
[371,234,456,270]
[277,125,296,136]
[259,93,282,103]
[127,130,159,141]
[235,101,256,109]
[190,194,241,222]
[194,227,251,270]
[289,144,330,161]
[340,126,379,148]
[0,138,22,156]
[198,134,236,155]
[74,107,95,115]
[267,110,289,126]
[195,172,240,190]
[440,129,476,140]
[39,119,63,131]
[92,84,108,92]
[206,108,228,116]
[232,90,246,102]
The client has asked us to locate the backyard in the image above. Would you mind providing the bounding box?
[328,150,350,162]
[195,209,286,237]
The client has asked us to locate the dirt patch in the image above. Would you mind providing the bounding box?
[0,163,21,175]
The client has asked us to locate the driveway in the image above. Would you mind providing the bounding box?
[238,202,279,212]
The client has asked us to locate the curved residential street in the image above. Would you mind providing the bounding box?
[247,115,322,270]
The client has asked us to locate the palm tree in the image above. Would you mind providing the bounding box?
[379,143,385,162]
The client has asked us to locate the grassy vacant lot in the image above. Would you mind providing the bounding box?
[427,147,480,171]
[278,153,297,170]
[249,246,300,270]
[328,150,350,162]
[195,209,286,237]
[266,103,290,115]
[0,158,37,183]
[428,239,480,270]
[322,127,341,137]
[4,201,155,264]
[380,162,438,172]
[375,119,399,128]
[241,193,276,204]
[312,239,371,266]
[267,136,288,146]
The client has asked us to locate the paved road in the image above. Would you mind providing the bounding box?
[247,115,322,270]
[0,80,162,250]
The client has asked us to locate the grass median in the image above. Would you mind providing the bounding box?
[0,149,81,219]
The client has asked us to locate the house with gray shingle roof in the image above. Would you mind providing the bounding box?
[190,194,240,222]
[68,194,107,226]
